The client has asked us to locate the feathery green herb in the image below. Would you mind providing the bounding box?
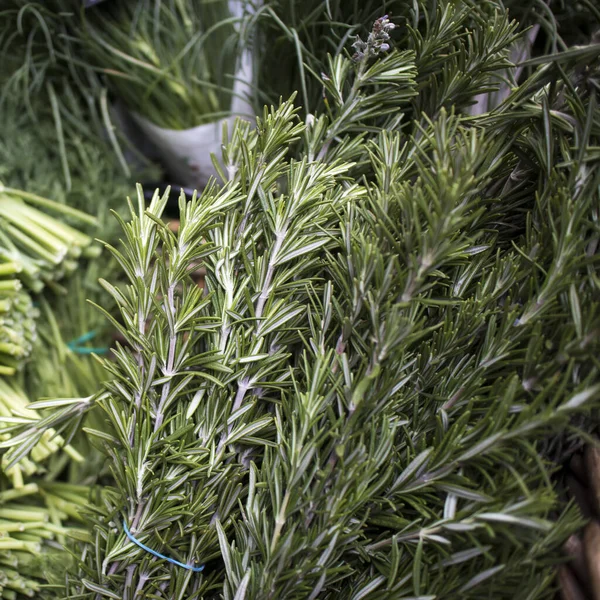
[1,1,600,598]
[67,0,247,129]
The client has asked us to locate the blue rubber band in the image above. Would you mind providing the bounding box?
[70,346,109,355]
[123,520,205,573]
[67,330,109,355]
[69,330,99,345]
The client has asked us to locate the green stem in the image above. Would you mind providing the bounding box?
[0,483,39,504]
[0,187,97,226]
[0,506,48,522]
[0,280,20,292]
[4,224,64,265]
[0,342,22,357]
[0,538,41,554]
[0,262,20,276]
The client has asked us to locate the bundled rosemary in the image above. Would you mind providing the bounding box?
[252,0,600,119]
[6,3,597,596]
[0,1,599,599]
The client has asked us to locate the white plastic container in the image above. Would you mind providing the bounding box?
[129,0,256,189]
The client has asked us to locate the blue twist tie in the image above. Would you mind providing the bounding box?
[67,330,109,355]
[123,521,205,573]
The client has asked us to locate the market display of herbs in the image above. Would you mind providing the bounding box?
[0,0,599,599]
[0,32,133,599]
[68,0,246,129]
[0,186,96,375]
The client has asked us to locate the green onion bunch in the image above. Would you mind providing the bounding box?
[0,289,37,378]
[0,281,115,598]
[0,378,84,488]
[0,480,91,600]
[0,290,111,599]
[0,184,100,412]
[70,0,245,129]
[0,265,118,487]
[0,186,97,294]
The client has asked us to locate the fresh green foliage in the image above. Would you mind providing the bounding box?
[6,3,598,597]
[0,185,96,375]
[65,0,246,129]
[0,187,97,292]
[0,0,134,185]
[251,0,600,119]
[1,1,600,599]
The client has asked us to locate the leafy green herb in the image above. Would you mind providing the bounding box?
[69,0,247,129]
[3,1,600,598]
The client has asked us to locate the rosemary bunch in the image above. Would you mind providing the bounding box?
[3,2,600,599]
[252,0,600,119]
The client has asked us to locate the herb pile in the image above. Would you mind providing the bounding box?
[62,0,246,129]
[0,1,599,599]
[0,26,131,596]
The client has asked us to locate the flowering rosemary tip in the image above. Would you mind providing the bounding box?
[352,14,397,62]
